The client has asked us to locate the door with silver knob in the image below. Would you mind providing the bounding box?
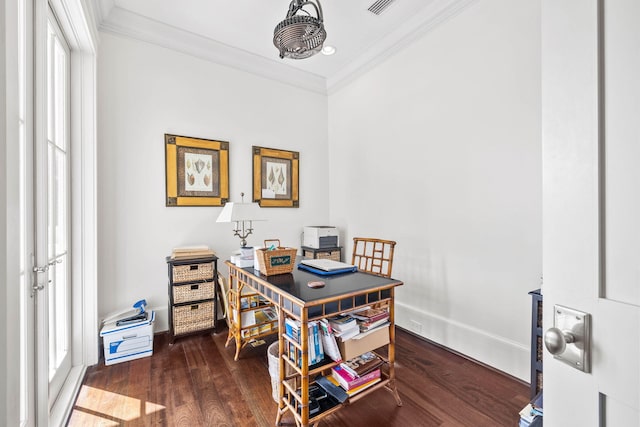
[543,0,640,425]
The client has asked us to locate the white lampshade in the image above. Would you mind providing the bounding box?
[216,202,265,223]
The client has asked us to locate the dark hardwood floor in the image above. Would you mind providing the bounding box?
[67,326,529,426]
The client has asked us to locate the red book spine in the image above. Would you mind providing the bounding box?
[332,367,381,390]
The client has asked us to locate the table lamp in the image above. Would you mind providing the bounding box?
[216,193,264,248]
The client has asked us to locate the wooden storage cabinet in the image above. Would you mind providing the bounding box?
[529,289,543,398]
[301,246,342,262]
[166,256,218,343]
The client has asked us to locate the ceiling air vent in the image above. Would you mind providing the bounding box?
[367,0,396,15]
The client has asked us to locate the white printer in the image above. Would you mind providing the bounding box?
[303,226,339,249]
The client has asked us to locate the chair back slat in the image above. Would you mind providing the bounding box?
[351,237,396,278]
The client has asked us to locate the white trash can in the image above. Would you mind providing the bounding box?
[267,341,281,402]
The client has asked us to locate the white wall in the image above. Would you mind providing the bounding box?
[97,33,330,331]
[328,0,541,380]
[98,0,541,381]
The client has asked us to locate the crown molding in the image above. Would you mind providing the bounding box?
[97,6,328,95]
[93,0,114,27]
[93,0,477,96]
[326,0,478,94]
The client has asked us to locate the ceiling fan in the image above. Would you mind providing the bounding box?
[273,0,327,60]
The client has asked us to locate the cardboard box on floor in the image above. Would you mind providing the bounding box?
[100,311,155,365]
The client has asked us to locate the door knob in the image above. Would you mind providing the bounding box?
[544,327,575,355]
[545,305,591,372]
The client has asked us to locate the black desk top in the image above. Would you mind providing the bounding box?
[232,261,402,305]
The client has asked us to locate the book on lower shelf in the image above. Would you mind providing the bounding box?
[325,373,381,396]
[315,373,381,402]
[341,351,384,376]
[331,365,381,391]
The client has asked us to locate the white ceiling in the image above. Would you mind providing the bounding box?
[93,0,475,94]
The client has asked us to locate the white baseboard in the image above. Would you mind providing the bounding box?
[395,302,530,382]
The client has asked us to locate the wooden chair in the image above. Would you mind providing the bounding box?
[351,237,396,278]
[217,272,237,348]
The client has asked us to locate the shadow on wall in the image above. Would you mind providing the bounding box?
[393,251,450,343]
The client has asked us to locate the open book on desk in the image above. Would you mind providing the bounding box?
[298,259,357,276]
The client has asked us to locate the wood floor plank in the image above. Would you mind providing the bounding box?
[68,327,529,427]
[183,336,233,426]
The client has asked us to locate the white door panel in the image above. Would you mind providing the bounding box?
[542,0,640,425]
[603,0,640,306]
[595,300,639,407]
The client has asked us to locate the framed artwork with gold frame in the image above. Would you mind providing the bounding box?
[165,134,229,206]
[252,146,299,208]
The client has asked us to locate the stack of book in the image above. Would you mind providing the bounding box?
[328,351,384,396]
[170,245,215,260]
[519,391,543,426]
[318,319,342,362]
[284,318,325,366]
[328,315,360,341]
[349,307,390,332]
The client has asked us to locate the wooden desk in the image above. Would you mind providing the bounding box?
[226,261,403,427]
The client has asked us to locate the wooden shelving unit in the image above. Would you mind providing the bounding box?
[225,277,278,361]
[226,261,403,427]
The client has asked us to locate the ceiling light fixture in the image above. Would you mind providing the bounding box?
[273,0,327,60]
[321,45,336,56]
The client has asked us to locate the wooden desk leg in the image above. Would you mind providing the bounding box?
[388,290,403,406]
[275,303,286,426]
[224,328,234,347]
[275,406,286,426]
[385,380,403,406]
[233,335,242,361]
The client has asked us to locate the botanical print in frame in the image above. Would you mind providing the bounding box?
[252,146,299,208]
[165,134,229,206]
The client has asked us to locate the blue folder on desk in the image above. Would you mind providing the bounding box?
[298,259,357,276]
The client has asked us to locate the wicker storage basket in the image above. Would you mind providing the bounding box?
[172,281,215,304]
[172,262,214,283]
[256,240,297,276]
[173,300,214,335]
